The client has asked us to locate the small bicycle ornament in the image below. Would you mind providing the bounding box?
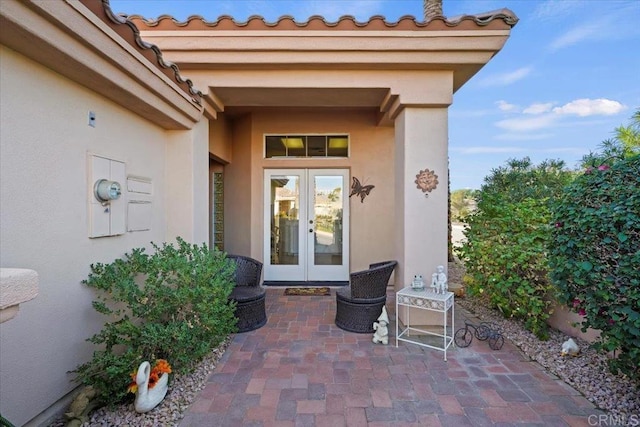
[454,320,504,350]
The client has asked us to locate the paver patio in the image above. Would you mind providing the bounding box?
[180,288,604,426]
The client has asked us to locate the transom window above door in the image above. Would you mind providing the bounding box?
[265,135,349,158]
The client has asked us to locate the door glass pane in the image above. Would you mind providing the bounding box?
[270,175,300,265]
[313,175,343,266]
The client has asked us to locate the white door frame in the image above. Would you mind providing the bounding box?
[263,169,349,282]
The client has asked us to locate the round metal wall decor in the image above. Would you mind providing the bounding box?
[415,168,439,197]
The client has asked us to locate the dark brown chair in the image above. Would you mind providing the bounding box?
[335,260,397,333]
[227,254,266,332]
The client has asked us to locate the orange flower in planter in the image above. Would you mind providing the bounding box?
[154,359,172,375]
[127,375,138,394]
[127,359,172,394]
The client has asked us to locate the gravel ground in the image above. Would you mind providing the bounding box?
[52,261,638,425]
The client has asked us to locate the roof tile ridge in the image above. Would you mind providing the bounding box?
[124,13,193,27]
[445,8,519,27]
[126,8,517,30]
[128,14,430,29]
[101,3,202,104]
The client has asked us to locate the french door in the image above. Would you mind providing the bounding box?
[264,169,349,282]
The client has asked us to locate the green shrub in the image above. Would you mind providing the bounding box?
[457,158,574,339]
[549,156,640,380]
[73,238,237,406]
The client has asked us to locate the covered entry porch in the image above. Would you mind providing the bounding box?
[132,12,517,294]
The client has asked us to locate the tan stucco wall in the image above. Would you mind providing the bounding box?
[224,115,253,255]
[0,46,203,426]
[209,114,233,163]
[219,108,395,271]
[395,107,450,326]
[395,107,449,286]
[166,118,210,244]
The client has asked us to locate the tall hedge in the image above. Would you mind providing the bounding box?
[458,158,574,339]
[549,156,640,380]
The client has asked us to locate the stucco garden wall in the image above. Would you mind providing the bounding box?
[548,302,600,343]
[0,46,196,426]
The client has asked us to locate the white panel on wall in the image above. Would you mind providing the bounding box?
[127,176,153,232]
[88,155,111,237]
[88,154,126,238]
[127,201,152,231]
[127,176,153,195]
[110,159,126,235]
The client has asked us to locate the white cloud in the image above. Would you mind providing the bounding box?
[552,98,626,117]
[550,22,602,51]
[452,143,585,157]
[544,147,585,154]
[479,67,532,87]
[493,98,626,134]
[496,100,518,112]
[532,0,583,21]
[452,146,526,154]
[523,103,554,115]
[494,133,554,141]
[449,109,494,118]
[495,114,558,132]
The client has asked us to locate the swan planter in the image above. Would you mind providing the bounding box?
[129,360,171,413]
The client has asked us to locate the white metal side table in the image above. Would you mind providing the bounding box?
[395,287,454,360]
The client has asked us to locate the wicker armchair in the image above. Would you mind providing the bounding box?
[227,255,267,332]
[335,260,398,333]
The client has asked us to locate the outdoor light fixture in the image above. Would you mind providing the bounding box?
[280,137,304,149]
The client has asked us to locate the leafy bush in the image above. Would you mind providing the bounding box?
[457,158,574,339]
[451,189,477,222]
[549,156,640,380]
[73,238,237,406]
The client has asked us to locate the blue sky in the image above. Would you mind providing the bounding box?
[110,0,640,189]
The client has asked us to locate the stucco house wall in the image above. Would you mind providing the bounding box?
[224,114,254,255]
[0,45,181,425]
[1,0,519,423]
[165,118,211,243]
[209,114,233,163]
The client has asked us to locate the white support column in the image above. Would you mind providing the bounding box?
[394,107,449,292]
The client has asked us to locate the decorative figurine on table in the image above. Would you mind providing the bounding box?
[411,274,425,290]
[372,307,390,345]
[431,265,448,294]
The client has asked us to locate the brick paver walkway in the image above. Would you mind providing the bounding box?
[180,289,603,426]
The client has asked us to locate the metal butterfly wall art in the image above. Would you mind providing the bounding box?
[349,177,375,203]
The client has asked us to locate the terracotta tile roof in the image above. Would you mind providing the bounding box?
[81,0,202,105]
[128,9,518,31]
